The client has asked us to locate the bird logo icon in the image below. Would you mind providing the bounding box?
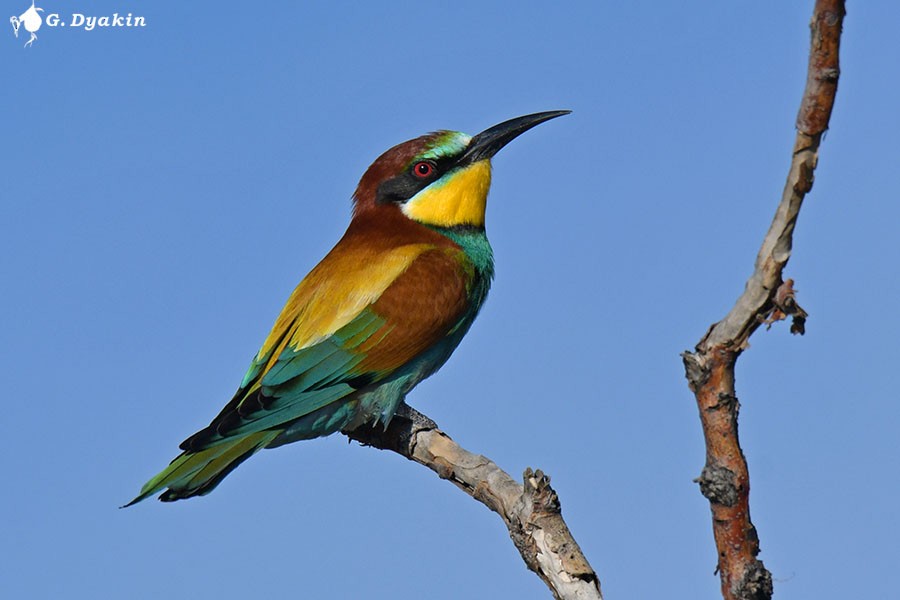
[10,0,44,48]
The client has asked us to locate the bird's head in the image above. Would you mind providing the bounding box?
[352,111,570,228]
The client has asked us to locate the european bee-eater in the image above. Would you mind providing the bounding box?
[127,110,570,505]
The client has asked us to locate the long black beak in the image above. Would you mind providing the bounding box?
[460,110,571,165]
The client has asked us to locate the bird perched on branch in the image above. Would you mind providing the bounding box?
[127,110,570,505]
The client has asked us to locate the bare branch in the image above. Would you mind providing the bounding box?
[346,403,603,600]
[682,2,845,599]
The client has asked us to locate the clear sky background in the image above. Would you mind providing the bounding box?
[3,1,898,598]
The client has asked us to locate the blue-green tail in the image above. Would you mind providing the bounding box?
[123,430,281,506]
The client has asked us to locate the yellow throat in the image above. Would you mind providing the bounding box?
[401,160,492,228]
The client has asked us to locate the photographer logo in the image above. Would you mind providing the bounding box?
[9,1,146,47]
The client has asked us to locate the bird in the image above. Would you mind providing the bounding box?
[10,1,43,48]
[126,110,570,506]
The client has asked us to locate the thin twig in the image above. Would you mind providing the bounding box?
[681,2,845,599]
[346,403,603,600]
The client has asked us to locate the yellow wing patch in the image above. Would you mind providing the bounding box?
[256,243,435,369]
[401,160,492,228]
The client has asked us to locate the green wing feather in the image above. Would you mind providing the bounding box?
[126,307,394,505]
[127,240,482,505]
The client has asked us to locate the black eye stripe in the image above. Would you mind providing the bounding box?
[376,158,451,204]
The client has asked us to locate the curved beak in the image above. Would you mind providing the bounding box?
[459,110,571,166]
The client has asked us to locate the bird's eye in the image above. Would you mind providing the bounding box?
[412,161,434,178]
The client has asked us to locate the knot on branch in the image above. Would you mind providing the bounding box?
[761,278,809,335]
[695,464,740,507]
[708,392,739,414]
[681,350,710,391]
[817,67,840,82]
[523,468,560,515]
[734,559,774,600]
[792,160,816,196]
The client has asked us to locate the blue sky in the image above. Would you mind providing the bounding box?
[3,1,898,598]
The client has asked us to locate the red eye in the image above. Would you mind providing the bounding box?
[413,161,434,178]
